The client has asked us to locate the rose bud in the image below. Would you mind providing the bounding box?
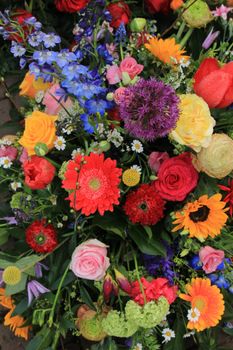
[114,269,132,294]
[103,274,114,303]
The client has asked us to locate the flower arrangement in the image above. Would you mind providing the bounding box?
[0,0,233,349]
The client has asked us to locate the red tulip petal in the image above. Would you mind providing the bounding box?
[194,58,220,89]
[194,70,231,108]
[221,61,233,76]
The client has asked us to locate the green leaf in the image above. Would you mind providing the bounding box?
[143,225,152,239]
[0,227,9,245]
[79,285,97,311]
[11,298,28,316]
[93,212,127,238]
[5,272,27,295]
[0,258,11,269]
[163,315,186,350]
[15,255,42,276]
[128,225,165,256]
[223,327,233,336]
[26,327,53,350]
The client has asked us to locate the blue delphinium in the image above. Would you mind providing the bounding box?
[10,41,26,57]
[42,33,61,48]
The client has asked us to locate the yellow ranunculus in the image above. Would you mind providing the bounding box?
[18,111,57,156]
[192,133,233,179]
[170,94,215,152]
[19,72,52,98]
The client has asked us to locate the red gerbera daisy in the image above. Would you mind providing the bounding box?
[62,153,122,216]
[123,183,165,225]
[26,220,58,253]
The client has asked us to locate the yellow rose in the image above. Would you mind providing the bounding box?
[19,72,52,98]
[192,133,233,179]
[170,94,215,152]
[18,111,57,156]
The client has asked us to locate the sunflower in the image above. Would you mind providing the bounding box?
[180,278,225,331]
[145,37,189,65]
[172,194,228,240]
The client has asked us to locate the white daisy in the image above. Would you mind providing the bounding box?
[187,307,200,323]
[54,136,66,151]
[0,156,12,168]
[131,140,143,153]
[71,148,84,159]
[162,328,175,343]
[131,165,142,174]
[133,343,143,350]
[10,182,22,191]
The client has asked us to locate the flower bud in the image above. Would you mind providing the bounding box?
[34,142,49,156]
[99,140,111,152]
[182,0,213,28]
[103,274,114,303]
[106,92,114,101]
[114,269,132,294]
[130,18,147,32]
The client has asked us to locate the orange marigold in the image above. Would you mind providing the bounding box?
[180,278,225,331]
[145,37,189,65]
[0,288,13,309]
[4,307,30,340]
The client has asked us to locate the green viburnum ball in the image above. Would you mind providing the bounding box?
[78,310,107,342]
[182,0,213,28]
[125,298,169,329]
[101,310,138,337]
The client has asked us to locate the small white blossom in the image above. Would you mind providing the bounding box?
[187,307,200,323]
[107,129,123,148]
[0,157,12,168]
[131,140,143,153]
[131,165,142,174]
[133,344,143,350]
[10,182,22,191]
[62,126,73,135]
[71,148,84,159]
[54,136,66,151]
[183,331,195,338]
[57,222,63,228]
[162,328,175,343]
[35,91,44,103]
[97,123,105,135]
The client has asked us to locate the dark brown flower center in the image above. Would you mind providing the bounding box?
[189,205,210,223]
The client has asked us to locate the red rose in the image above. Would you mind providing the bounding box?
[130,277,177,305]
[55,0,90,13]
[154,152,199,201]
[145,0,171,14]
[8,9,33,42]
[26,219,58,253]
[107,1,131,28]
[194,58,233,109]
[23,156,56,190]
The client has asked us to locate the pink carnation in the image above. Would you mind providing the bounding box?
[114,87,127,105]
[199,246,225,274]
[70,239,110,281]
[106,65,122,85]
[120,56,144,79]
[148,151,169,173]
[0,145,17,161]
[42,83,72,115]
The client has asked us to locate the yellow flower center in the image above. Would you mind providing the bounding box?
[122,169,140,187]
[2,266,22,285]
[89,178,101,191]
[193,296,207,312]
[165,331,171,336]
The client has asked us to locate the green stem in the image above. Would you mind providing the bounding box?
[52,329,61,350]
[176,21,186,41]
[133,252,147,304]
[179,28,193,49]
[48,263,70,327]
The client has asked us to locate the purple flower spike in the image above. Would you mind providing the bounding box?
[27,280,50,306]
[202,28,220,50]
[119,78,179,141]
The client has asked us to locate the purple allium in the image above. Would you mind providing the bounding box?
[119,78,179,141]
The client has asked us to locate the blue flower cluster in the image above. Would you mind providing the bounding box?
[190,255,233,293]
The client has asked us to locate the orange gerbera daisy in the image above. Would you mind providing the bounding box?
[0,288,14,309]
[172,194,228,240]
[145,37,189,65]
[180,278,225,331]
[62,153,122,216]
[4,307,30,340]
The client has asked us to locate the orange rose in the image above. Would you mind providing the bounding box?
[19,72,52,98]
[18,111,57,156]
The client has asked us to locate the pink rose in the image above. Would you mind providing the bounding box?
[106,65,122,85]
[42,83,72,115]
[0,145,17,161]
[70,239,110,281]
[114,87,127,105]
[148,151,169,173]
[19,148,29,164]
[199,246,224,274]
[120,57,144,79]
